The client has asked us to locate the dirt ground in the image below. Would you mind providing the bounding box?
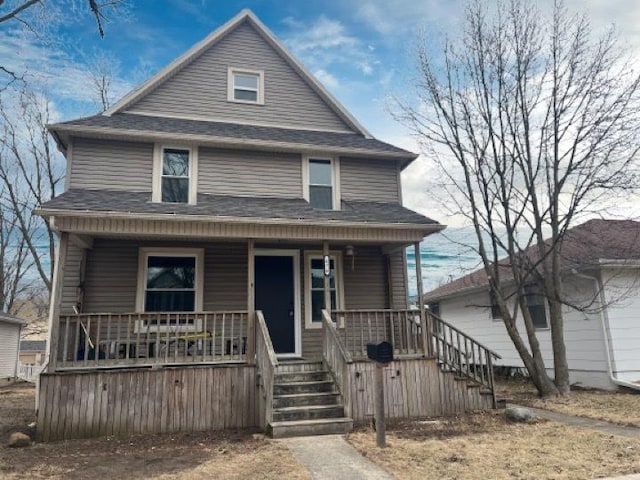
[496,377,640,427]
[0,384,310,480]
[348,411,640,480]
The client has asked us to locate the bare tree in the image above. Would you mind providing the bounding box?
[397,0,640,396]
[0,83,65,292]
[0,0,127,87]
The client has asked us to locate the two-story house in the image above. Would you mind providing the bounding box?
[36,10,498,441]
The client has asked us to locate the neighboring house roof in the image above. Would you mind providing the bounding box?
[48,113,417,161]
[38,189,439,227]
[0,312,27,326]
[106,9,370,137]
[20,340,46,352]
[425,219,640,302]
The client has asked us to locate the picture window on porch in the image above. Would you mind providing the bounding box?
[304,252,344,329]
[136,248,204,316]
[145,256,196,312]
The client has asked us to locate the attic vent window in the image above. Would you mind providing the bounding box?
[228,68,264,104]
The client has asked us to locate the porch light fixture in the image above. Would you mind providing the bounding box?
[345,245,355,271]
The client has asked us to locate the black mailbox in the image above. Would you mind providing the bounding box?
[367,341,394,364]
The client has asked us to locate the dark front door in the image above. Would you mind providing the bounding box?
[255,255,296,355]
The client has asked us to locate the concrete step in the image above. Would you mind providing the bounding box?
[272,404,345,422]
[269,417,353,438]
[275,370,331,383]
[273,380,335,395]
[273,392,341,408]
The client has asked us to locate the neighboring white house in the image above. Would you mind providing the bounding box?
[0,313,27,386]
[424,219,640,391]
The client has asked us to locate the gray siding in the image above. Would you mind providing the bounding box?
[129,22,352,132]
[61,243,83,315]
[340,157,400,203]
[70,138,153,192]
[389,249,408,308]
[199,148,302,198]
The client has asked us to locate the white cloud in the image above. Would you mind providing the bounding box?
[281,14,378,78]
[313,69,340,90]
[0,29,134,117]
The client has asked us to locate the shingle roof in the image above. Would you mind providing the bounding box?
[20,340,46,352]
[425,219,640,301]
[49,113,416,159]
[39,189,439,226]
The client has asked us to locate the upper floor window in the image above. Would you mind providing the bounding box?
[304,157,340,210]
[489,290,503,320]
[228,68,264,104]
[153,145,198,204]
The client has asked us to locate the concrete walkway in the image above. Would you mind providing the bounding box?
[509,404,640,439]
[281,435,392,480]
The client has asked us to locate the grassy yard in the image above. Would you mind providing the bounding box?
[348,412,640,480]
[496,377,640,427]
[0,384,310,480]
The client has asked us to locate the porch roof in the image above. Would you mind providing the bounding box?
[39,189,438,226]
[38,189,443,242]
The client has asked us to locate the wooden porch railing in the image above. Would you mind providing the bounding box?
[255,310,278,428]
[334,309,424,359]
[427,311,501,407]
[54,311,249,370]
[322,310,352,414]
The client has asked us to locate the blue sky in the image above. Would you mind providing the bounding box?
[3,0,640,292]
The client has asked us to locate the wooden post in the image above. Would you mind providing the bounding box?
[414,242,430,357]
[323,240,331,314]
[246,238,256,365]
[374,363,386,448]
[45,232,69,373]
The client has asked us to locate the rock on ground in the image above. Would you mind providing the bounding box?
[7,432,31,448]
[505,407,534,423]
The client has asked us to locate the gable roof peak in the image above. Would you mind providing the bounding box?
[104,9,372,138]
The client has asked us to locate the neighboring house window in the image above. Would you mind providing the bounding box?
[303,157,340,210]
[304,252,344,328]
[228,68,264,104]
[524,284,548,329]
[153,146,198,204]
[490,290,503,320]
[428,302,440,317]
[136,248,204,315]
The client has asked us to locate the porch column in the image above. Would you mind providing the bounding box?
[246,238,256,365]
[414,241,430,356]
[46,231,69,373]
[323,240,331,316]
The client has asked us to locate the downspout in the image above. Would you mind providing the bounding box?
[573,269,640,391]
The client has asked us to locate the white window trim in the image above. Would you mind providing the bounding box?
[304,250,345,329]
[302,155,341,211]
[227,67,265,105]
[152,145,198,205]
[135,247,205,320]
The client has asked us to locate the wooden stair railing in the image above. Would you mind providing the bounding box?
[426,310,502,408]
[255,310,278,428]
[321,310,353,416]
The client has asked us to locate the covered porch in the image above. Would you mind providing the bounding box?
[46,213,437,371]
